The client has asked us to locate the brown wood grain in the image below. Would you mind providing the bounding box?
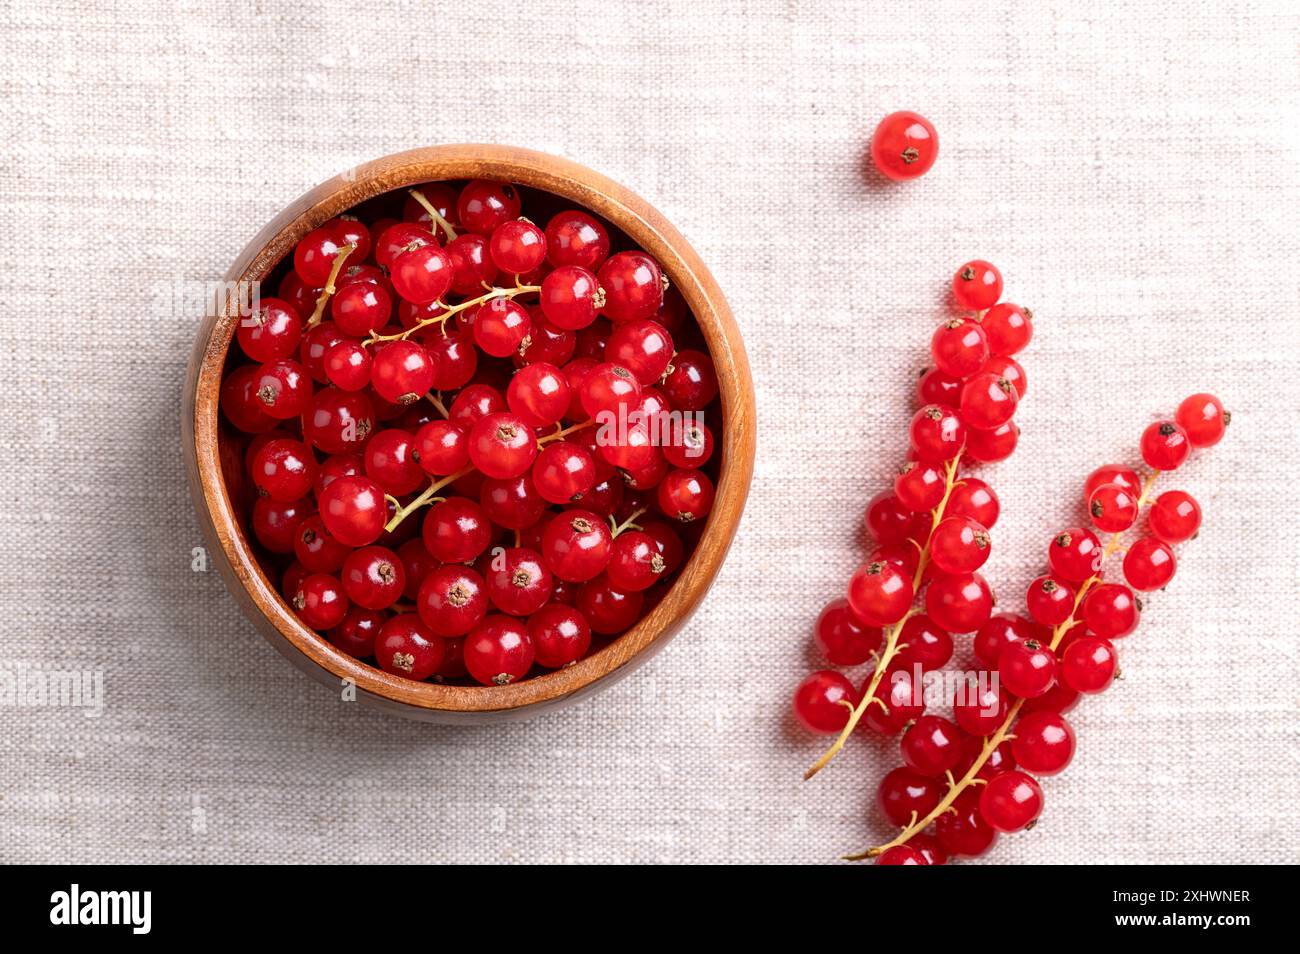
[184,145,756,722]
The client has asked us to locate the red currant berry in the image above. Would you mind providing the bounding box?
[605,319,675,385]
[1049,527,1102,582]
[929,516,992,575]
[869,111,938,181]
[660,349,718,410]
[917,367,962,407]
[299,322,347,383]
[292,573,350,630]
[1022,678,1081,716]
[982,354,1027,399]
[478,475,545,532]
[894,460,946,512]
[390,242,453,305]
[331,281,391,337]
[506,362,570,428]
[878,767,943,826]
[323,339,372,392]
[1082,582,1139,638]
[329,606,383,659]
[413,419,469,475]
[1141,420,1191,471]
[376,613,443,680]
[443,232,498,295]
[663,420,714,470]
[467,412,537,479]
[375,222,433,269]
[489,219,546,274]
[1149,489,1201,543]
[576,573,645,634]
[363,428,424,496]
[540,265,602,330]
[294,226,345,286]
[657,468,714,523]
[371,339,435,405]
[910,404,967,461]
[317,474,387,547]
[952,260,1003,311]
[1124,536,1176,590]
[528,603,592,669]
[473,297,532,358]
[541,509,613,582]
[640,520,684,575]
[422,497,493,564]
[341,545,405,610]
[465,615,535,685]
[581,362,641,418]
[607,530,670,592]
[935,790,998,857]
[998,637,1058,699]
[238,298,302,362]
[979,770,1043,833]
[910,834,948,866]
[900,715,965,777]
[485,547,554,616]
[1083,464,1140,506]
[1026,574,1075,626]
[251,438,317,502]
[974,614,1040,667]
[278,271,319,318]
[946,477,1000,528]
[953,679,1009,737]
[316,453,362,497]
[894,614,954,671]
[875,845,926,865]
[531,441,596,504]
[1088,482,1138,533]
[925,572,993,633]
[864,492,919,544]
[396,538,436,600]
[1062,635,1118,694]
[1176,392,1229,447]
[931,318,989,378]
[813,598,883,666]
[1011,711,1075,775]
[293,515,349,573]
[252,496,314,554]
[543,209,610,270]
[954,734,1017,780]
[457,180,521,236]
[417,565,488,637]
[980,302,1033,356]
[861,670,926,735]
[250,359,312,420]
[220,365,278,432]
[964,420,1019,463]
[517,313,576,368]
[959,372,1018,429]
[597,251,664,323]
[793,670,856,734]
[448,383,507,429]
[847,560,914,626]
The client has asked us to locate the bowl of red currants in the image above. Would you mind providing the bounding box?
[184,145,755,721]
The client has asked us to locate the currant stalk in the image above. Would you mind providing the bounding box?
[305,242,358,329]
[365,282,541,344]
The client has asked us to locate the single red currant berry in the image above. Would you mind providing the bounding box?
[1083,464,1140,506]
[875,845,927,865]
[323,339,372,392]
[474,297,533,358]
[917,367,962,407]
[237,298,302,362]
[478,474,547,530]
[390,241,453,305]
[541,509,613,582]
[1061,635,1118,694]
[444,232,498,294]
[485,547,554,617]
[422,497,493,563]
[878,767,943,827]
[1011,711,1076,775]
[657,468,714,523]
[1022,679,1081,716]
[417,565,488,637]
[252,496,314,554]
[982,354,1027,400]
[376,613,443,680]
[315,453,362,497]
[517,312,576,367]
[946,477,1000,528]
[605,318,675,385]
[909,834,948,866]
[864,491,921,544]
[575,573,645,634]
[457,180,521,236]
[294,226,345,286]
[581,362,641,418]
[375,222,432,269]
[299,322,347,383]
[893,460,946,512]
[925,572,993,633]
[974,614,1041,667]
[1026,574,1075,626]
[910,404,967,461]
[980,302,1033,356]
[812,598,882,666]
[660,349,718,410]
[532,441,597,504]
[507,362,571,428]
[663,421,714,470]
[1049,527,1102,582]
[1088,482,1138,533]
[489,219,546,274]
[861,669,926,735]
[251,438,317,502]
[964,420,1019,463]
[952,260,1003,311]
[292,573,349,630]
[1140,420,1191,471]
[847,560,914,626]
[793,670,856,734]
[341,545,406,610]
[251,359,312,420]
[900,715,965,777]
[1083,582,1140,638]
[931,317,989,378]
[935,790,999,857]
[468,412,538,479]
[869,111,938,181]
[597,251,664,323]
[998,637,1058,699]
[293,516,349,573]
[894,614,953,672]
[464,615,535,685]
[413,419,469,475]
[397,538,436,601]
[1176,392,1229,447]
[540,265,602,330]
[979,770,1044,833]
[959,372,1019,429]
[363,428,424,496]
[953,678,1008,737]
[929,516,992,575]
[329,606,383,659]
[1149,489,1201,543]
[607,530,670,592]
[317,474,386,547]
[370,339,435,405]
[331,216,371,264]
[331,281,392,337]
[1124,536,1176,590]
[448,382,507,428]
[544,209,610,270]
[528,603,592,669]
[220,365,278,432]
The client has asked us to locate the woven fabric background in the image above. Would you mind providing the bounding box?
[1,0,1297,864]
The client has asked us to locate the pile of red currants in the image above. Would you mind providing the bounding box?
[219,179,721,686]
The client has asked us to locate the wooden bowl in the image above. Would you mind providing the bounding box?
[184,144,756,722]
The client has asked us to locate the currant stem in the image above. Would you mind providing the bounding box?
[407,189,458,242]
[851,468,1165,860]
[538,418,595,446]
[425,391,450,418]
[804,456,965,782]
[305,243,357,329]
[365,284,541,345]
[383,466,474,533]
[610,508,647,538]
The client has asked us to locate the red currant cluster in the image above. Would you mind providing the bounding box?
[219,180,721,686]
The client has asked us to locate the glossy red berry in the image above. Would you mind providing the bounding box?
[251,359,312,420]
[657,468,714,523]
[1149,489,1201,543]
[489,219,546,274]
[980,302,1033,356]
[952,260,1003,311]
[323,339,372,392]
[959,372,1018,429]
[485,547,554,617]
[925,572,993,633]
[1026,575,1075,626]
[1140,420,1191,471]
[371,339,435,405]
[457,180,521,236]
[581,362,641,418]
[473,298,532,358]
[329,607,382,659]
[812,598,882,666]
[1088,482,1138,533]
[964,420,1019,463]
[1083,464,1140,506]
[900,715,965,777]
[422,497,493,564]
[294,226,345,286]
[479,473,547,530]
[317,474,387,547]
[847,560,914,626]
[292,573,349,630]
[597,251,663,322]
[331,281,391,337]
[544,209,610,270]
[979,770,1043,833]
[864,492,920,545]
[1176,393,1229,447]
[444,232,498,294]
[364,428,424,496]
[893,614,953,671]
[468,412,538,479]
[220,365,278,433]
[376,613,443,680]
[878,767,943,826]
[1011,711,1075,775]
[974,615,1040,667]
[893,461,946,512]
[861,670,925,735]
[875,845,926,865]
[413,420,469,475]
[869,111,938,181]
[390,242,452,305]
[541,509,613,582]
[293,516,349,572]
[910,833,948,866]
[540,265,602,330]
[1082,582,1140,638]
[237,298,302,362]
[448,382,507,428]
[251,438,317,502]
[917,367,962,407]
[605,319,674,385]
[341,545,405,610]
[998,638,1058,699]
[1049,527,1102,583]
[946,477,999,528]
[532,441,597,505]
[252,496,313,554]
[1124,536,1176,590]
[607,530,670,592]
[929,516,992,575]
[660,349,718,410]
[506,362,570,427]
[528,603,592,668]
[662,420,714,470]
[910,404,966,461]
[982,354,1027,399]
[1061,636,1118,694]
[575,573,644,634]
[935,790,998,857]
[953,679,1008,737]
[465,615,535,685]
[417,565,488,637]
[793,670,856,734]
[931,318,989,378]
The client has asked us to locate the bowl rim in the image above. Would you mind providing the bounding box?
[184,144,755,718]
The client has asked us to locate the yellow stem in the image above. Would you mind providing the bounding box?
[538,418,595,446]
[407,189,458,242]
[383,466,474,533]
[366,284,540,344]
[610,508,647,538]
[425,392,450,418]
[305,243,357,329]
